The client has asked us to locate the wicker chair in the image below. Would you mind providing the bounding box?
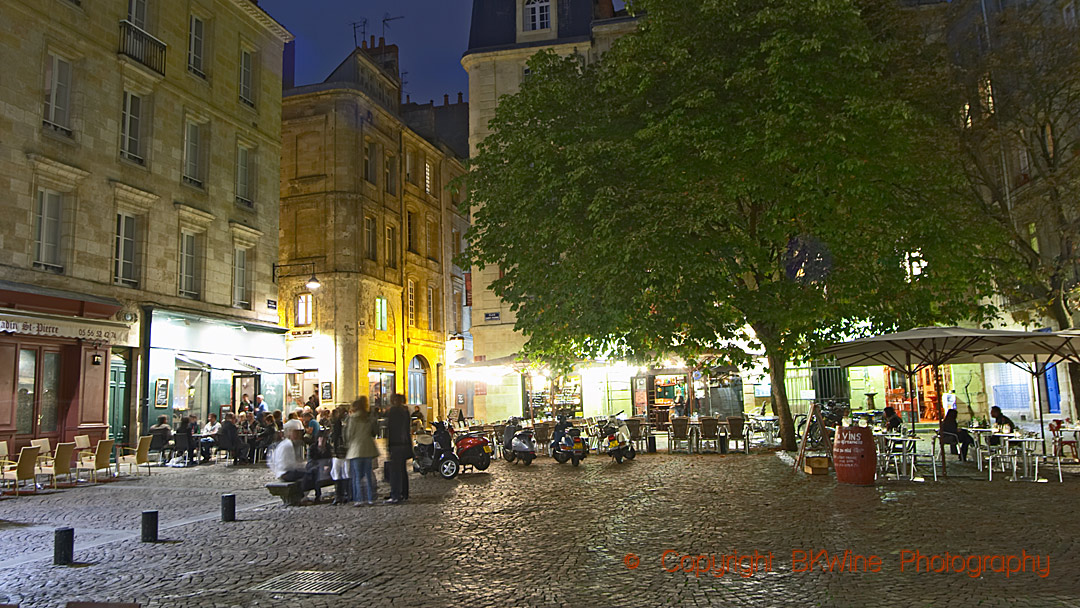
[698,417,722,452]
[39,442,77,488]
[118,436,153,476]
[1,445,41,495]
[726,417,750,454]
[668,417,692,453]
[533,422,552,455]
[626,418,647,453]
[77,439,115,482]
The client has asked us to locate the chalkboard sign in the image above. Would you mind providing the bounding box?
[321,382,333,402]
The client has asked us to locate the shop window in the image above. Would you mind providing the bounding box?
[296,293,312,326]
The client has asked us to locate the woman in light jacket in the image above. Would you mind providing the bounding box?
[346,396,379,506]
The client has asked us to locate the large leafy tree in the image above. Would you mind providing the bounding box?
[463,0,996,450]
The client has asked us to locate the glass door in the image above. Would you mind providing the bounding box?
[368,370,395,413]
[15,347,61,443]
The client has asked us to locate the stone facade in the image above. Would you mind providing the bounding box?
[461,0,637,421]
[280,39,468,419]
[0,0,291,447]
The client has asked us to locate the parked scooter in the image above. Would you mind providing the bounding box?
[601,414,635,464]
[551,415,587,466]
[413,421,460,479]
[449,423,493,471]
[501,417,538,465]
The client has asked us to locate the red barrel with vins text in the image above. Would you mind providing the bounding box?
[832,425,876,485]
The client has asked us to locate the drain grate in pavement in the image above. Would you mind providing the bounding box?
[250,570,365,595]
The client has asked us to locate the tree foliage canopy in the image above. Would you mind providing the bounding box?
[463,0,998,448]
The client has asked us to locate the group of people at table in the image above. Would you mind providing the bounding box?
[878,403,1024,468]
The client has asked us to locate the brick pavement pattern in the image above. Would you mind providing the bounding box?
[1,451,1078,607]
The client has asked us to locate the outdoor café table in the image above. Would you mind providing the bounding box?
[749,415,779,443]
[1004,435,1042,481]
[882,435,917,479]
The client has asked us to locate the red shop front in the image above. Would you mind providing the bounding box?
[0,282,128,452]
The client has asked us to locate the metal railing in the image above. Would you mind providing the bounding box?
[118,20,166,76]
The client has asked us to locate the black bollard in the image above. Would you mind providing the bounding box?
[221,494,236,522]
[141,510,158,543]
[54,527,74,565]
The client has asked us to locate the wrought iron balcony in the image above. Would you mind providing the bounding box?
[118,20,166,76]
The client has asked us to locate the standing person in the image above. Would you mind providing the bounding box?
[254,394,269,420]
[346,397,378,506]
[386,393,411,504]
[328,407,351,505]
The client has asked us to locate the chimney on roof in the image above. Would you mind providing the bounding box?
[379,36,385,47]
[361,39,367,49]
[444,94,449,105]
[406,94,410,103]
[370,35,376,48]
[595,0,615,19]
[429,100,434,105]
[457,92,463,103]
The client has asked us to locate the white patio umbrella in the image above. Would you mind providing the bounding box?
[819,327,1034,433]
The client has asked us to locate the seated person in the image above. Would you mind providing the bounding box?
[270,419,320,503]
[218,413,250,464]
[988,406,1017,446]
[200,413,222,462]
[939,409,975,461]
[150,415,173,441]
[882,406,903,432]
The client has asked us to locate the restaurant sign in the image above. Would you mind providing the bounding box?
[0,311,130,344]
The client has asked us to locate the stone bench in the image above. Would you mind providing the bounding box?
[265,477,334,506]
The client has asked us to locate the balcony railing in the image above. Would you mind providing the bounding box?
[118,20,166,76]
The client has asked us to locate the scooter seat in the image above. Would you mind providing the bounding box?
[416,434,434,445]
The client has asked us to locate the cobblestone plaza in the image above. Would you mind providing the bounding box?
[2,448,1079,608]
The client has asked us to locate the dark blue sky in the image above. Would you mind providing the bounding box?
[260,0,474,104]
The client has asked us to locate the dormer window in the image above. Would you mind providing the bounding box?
[524,0,551,31]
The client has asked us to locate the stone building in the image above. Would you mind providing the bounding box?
[279,37,469,420]
[460,0,637,421]
[0,0,292,451]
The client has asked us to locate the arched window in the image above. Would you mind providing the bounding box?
[524,0,551,31]
[408,356,428,406]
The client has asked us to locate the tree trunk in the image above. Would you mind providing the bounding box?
[766,348,798,451]
[1047,295,1080,421]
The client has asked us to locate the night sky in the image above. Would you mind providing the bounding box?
[260,0,473,105]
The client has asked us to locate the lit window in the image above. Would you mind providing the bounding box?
[424,161,432,194]
[114,212,138,287]
[524,0,551,31]
[375,296,388,331]
[296,293,313,326]
[34,188,63,273]
[43,54,72,136]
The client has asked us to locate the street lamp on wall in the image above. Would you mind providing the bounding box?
[272,261,322,290]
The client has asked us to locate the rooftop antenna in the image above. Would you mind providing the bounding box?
[351,18,368,47]
[382,13,404,38]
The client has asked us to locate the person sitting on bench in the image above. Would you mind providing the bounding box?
[270,419,320,503]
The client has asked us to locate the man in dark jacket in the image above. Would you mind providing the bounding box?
[386,393,411,504]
